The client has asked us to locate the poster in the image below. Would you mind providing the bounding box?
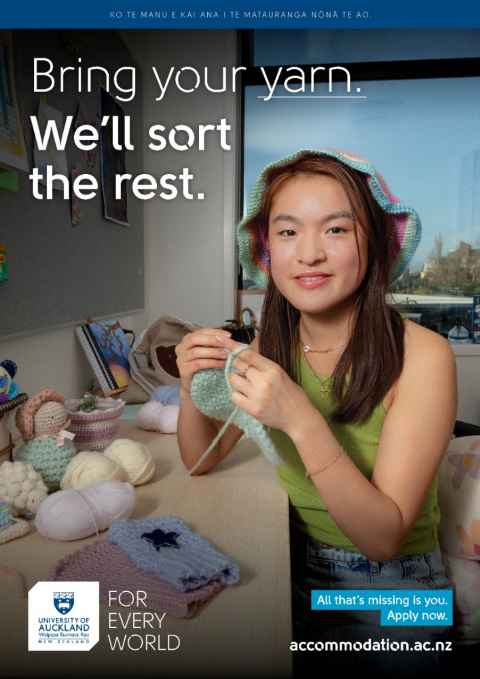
[0,4,479,679]
[0,30,28,171]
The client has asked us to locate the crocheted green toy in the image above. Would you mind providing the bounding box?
[189,345,283,474]
[15,438,76,492]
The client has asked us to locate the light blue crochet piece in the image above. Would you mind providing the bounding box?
[189,345,283,473]
[107,516,240,592]
[0,501,14,528]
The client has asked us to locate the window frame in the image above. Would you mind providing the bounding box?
[237,29,480,349]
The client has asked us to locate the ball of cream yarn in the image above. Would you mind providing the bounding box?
[61,451,126,490]
[104,438,155,486]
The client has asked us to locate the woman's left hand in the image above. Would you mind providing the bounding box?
[220,337,314,434]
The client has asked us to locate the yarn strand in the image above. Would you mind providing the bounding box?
[187,408,239,475]
[73,489,101,537]
[188,345,249,475]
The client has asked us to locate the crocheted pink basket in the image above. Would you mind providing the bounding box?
[64,397,125,452]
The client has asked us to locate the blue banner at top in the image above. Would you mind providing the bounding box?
[2,1,480,29]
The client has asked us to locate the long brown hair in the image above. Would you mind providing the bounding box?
[251,152,404,424]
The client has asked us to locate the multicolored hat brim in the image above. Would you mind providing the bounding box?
[237,149,421,289]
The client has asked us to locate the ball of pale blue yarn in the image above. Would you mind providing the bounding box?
[15,438,76,492]
[150,385,180,406]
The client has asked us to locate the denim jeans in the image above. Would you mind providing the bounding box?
[290,521,454,677]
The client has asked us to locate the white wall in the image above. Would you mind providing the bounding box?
[121,29,240,328]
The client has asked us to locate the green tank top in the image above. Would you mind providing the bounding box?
[269,351,440,556]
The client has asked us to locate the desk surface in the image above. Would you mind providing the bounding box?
[0,424,292,678]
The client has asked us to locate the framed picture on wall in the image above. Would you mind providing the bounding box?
[0,30,28,172]
[100,88,129,226]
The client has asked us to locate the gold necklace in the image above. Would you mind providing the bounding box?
[303,343,346,354]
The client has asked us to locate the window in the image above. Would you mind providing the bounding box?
[240,30,480,343]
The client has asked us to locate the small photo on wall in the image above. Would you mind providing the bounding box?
[100,88,129,226]
[0,31,28,172]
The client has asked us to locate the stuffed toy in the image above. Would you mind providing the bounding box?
[16,388,71,441]
[15,389,76,491]
[0,360,19,403]
[438,435,480,641]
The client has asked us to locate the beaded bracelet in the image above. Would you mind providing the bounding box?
[305,449,343,479]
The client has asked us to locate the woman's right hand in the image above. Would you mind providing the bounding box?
[175,328,232,396]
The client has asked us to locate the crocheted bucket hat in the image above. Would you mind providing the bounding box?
[237,149,422,288]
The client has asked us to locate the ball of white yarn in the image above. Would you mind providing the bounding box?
[0,460,48,515]
[61,451,126,490]
[136,402,179,434]
[104,438,155,486]
[35,480,136,541]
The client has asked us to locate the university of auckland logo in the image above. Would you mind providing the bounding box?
[53,592,74,615]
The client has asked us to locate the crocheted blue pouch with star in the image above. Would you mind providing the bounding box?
[107,516,240,592]
[189,345,283,474]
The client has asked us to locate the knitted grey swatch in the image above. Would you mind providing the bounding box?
[107,516,240,592]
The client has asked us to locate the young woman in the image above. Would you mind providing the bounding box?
[175,150,457,674]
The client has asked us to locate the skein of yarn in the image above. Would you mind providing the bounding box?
[104,439,155,486]
[136,402,179,433]
[35,480,136,541]
[61,451,126,490]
